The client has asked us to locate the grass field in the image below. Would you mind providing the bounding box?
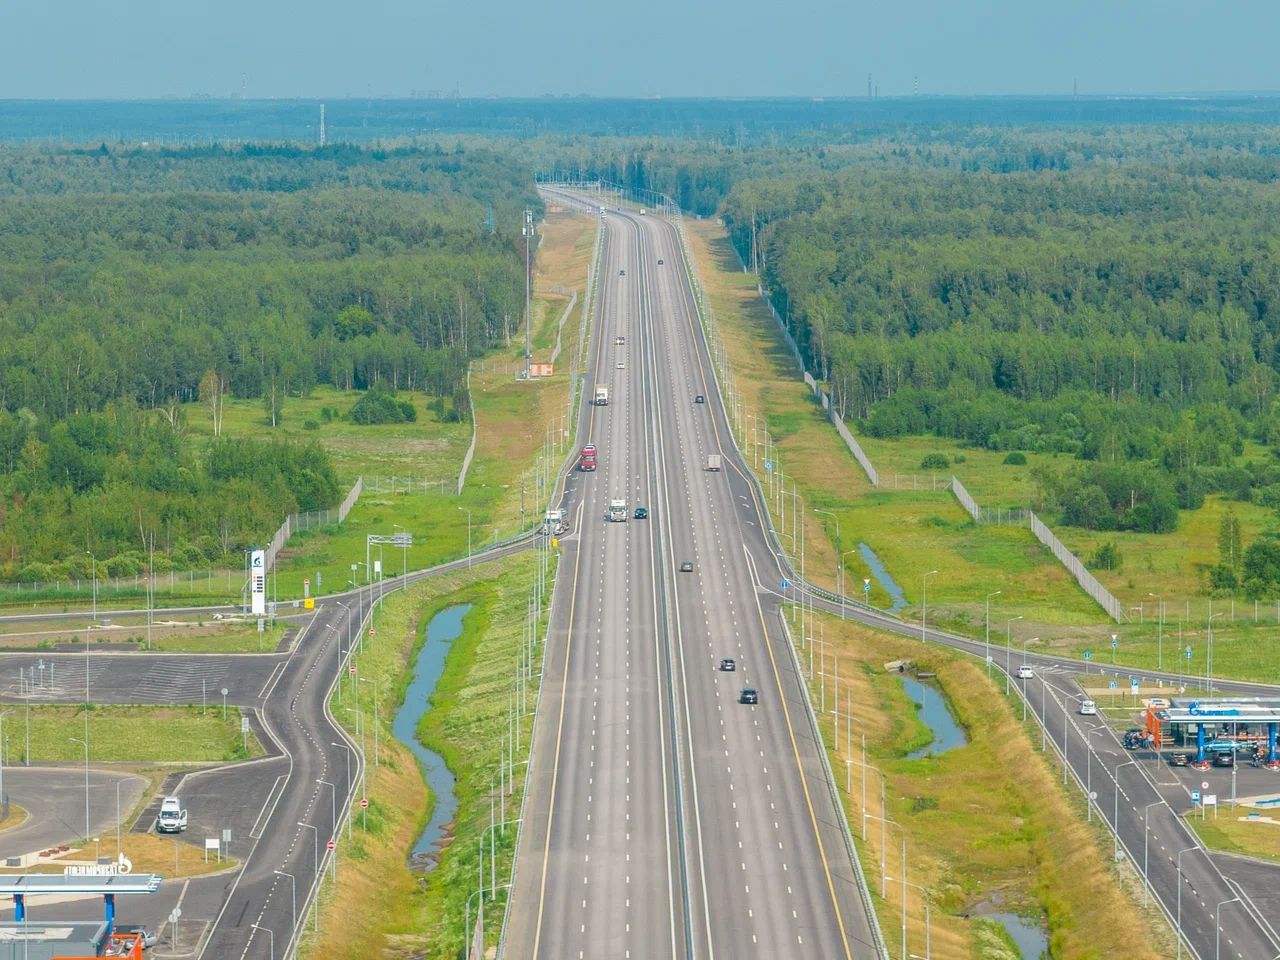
[0,618,288,654]
[302,549,548,959]
[683,220,1101,638]
[12,705,259,763]
[803,609,1172,958]
[1,831,238,879]
[1188,812,1280,864]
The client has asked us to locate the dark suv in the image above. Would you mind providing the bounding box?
[739,688,758,705]
[634,506,648,520]
[719,658,736,672]
[1212,750,1235,767]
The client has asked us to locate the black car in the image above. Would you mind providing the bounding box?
[679,560,694,573]
[1168,752,1191,767]
[657,258,664,265]
[719,658,736,672]
[634,506,648,520]
[695,395,705,404]
[619,269,626,276]
[1212,750,1235,767]
[739,688,758,705]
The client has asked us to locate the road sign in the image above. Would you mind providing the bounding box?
[369,629,376,637]
[1191,790,1201,803]
[1130,679,1140,690]
[168,908,181,924]
[1083,650,1092,661]
[304,578,310,587]
[349,665,356,675]
[764,459,773,472]
[1204,794,1218,807]
[326,839,336,851]
[781,578,790,591]
[1202,780,1210,790]
[1186,646,1193,660]
[1109,680,1118,689]
[1111,637,1119,649]
[1088,791,1097,801]
[360,798,369,809]
[241,716,249,734]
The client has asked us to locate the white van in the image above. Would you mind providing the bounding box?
[1079,699,1097,716]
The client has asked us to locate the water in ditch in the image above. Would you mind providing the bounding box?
[392,603,472,871]
[858,542,908,611]
[985,912,1049,959]
[899,675,968,759]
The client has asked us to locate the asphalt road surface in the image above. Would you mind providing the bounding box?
[504,196,882,959]
[0,767,146,860]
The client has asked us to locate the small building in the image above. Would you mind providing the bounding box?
[1145,696,1280,769]
[0,921,108,960]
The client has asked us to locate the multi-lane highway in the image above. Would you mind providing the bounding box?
[504,196,883,959]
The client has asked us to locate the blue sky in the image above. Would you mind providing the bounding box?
[3,1,1277,99]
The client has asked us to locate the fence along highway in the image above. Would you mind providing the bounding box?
[503,196,882,959]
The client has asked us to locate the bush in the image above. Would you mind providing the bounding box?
[1003,451,1028,465]
[920,453,950,470]
[16,562,54,584]
[303,420,320,431]
[1089,542,1122,571]
[350,387,417,425]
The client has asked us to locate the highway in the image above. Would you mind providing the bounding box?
[504,196,882,959]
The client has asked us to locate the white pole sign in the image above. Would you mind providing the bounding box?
[251,549,266,615]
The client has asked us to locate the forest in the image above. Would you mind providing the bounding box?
[0,142,536,579]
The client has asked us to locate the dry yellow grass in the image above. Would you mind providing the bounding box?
[808,610,1171,959]
[0,804,28,832]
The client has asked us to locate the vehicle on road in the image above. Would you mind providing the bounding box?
[156,796,187,834]
[719,658,736,672]
[679,561,694,573]
[544,509,565,535]
[616,360,625,369]
[634,506,648,520]
[1015,665,1034,679]
[579,454,596,472]
[616,335,626,345]
[607,499,628,523]
[739,688,758,705]
[619,269,626,276]
[1168,752,1191,767]
[706,455,722,472]
[1078,699,1097,715]
[695,394,705,403]
[116,928,156,951]
[657,258,664,264]
[1212,749,1235,767]
[594,384,609,405]
[639,208,646,215]
[1122,728,1145,749]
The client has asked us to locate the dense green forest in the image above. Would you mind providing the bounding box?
[0,142,535,579]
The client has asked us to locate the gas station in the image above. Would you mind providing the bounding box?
[1142,696,1280,770]
[0,872,162,959]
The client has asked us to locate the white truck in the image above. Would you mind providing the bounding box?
[544,508,565,535]
[706,455,722,472]
[156,796,188,834]
[595,384,609,406]
[607,499,628,522]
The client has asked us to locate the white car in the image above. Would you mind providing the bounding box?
[1016,665,1034,679]
[1078,699,1097,716]
[616,361,625,369]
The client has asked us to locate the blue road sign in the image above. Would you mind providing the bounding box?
[1111,637,1119,649]
[1109,680,1118,689]
[1186,646,1193,660]
[764,459,773,472]
[1191,790,1201,804]
[781,578,791,591]
[1084,650,1092,661]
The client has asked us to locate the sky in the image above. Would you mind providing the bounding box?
[2,1,1278,100]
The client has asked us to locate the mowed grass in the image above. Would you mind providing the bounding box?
[807,610,1171,958]
[858,433,1058,507]
[1188,813,1280,864]
[306,550,547,958]
[0,619,288,654]
[184,385,472,483]
[15,705,259,763]
[683,220,1100,635]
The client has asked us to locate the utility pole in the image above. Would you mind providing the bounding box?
[523,209,534,380]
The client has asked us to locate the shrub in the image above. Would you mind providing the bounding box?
[350,387,417,425]
[920,453,950,470]
[1089,541,1122,571]
[303,420,320,431]
[1003,451,1028,465]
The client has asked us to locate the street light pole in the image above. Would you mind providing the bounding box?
[814,508,841,596]
[1019,637,1039,722]
[1005,616,1022,695]
[69,736,89,839]
[1208,611,1224,695]
[1215,897,1241,960]
[920,570,939,644]
[274,870,296,934]
[330,743,353,840]
[359,677,380,765]
[1176,846,1197,960]
[1149,593,1163,671]
[86,552,97,623]
[459,507,473,568]
[250,923,274,960]
[1143,800,1163,907]
[984,590,1001,676]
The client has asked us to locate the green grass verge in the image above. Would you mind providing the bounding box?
[801,607,1172,958]
[1,620,289,654]
[1186,811,1280,864]
[13,705,259,763]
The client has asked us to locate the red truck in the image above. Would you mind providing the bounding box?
[580,444,597,472]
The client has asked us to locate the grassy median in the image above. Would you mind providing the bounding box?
[10,704,258,763]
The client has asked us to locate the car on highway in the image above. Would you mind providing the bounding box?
[719,657,736,672]
[695,395,705,403]
[619,269,626,276]
[1078,699,1097,715]
[616,360,625,368]
[739,688,758,705]
[582,444,596,456]
[616,335,626,345]
[1212,749,1235,767]
[1015,665,1034,679]
[657,258,664,265]
[679,560,694,573]
[1168,752,1191,767]
[634,506,648,520]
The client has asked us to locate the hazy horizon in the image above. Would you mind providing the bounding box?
[2,1,1277,100]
